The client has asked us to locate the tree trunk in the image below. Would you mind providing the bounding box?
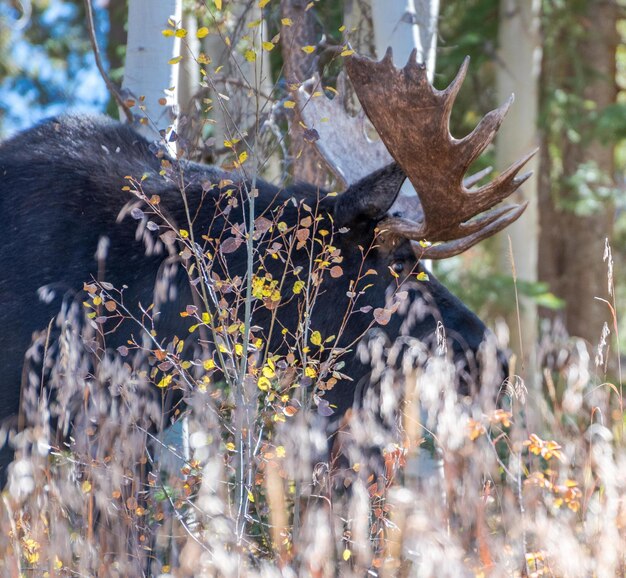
[123,0,182,140]
[203,1,275,176]
[280,0,325,186]
[538,0,618,345]
[495,0,541,368]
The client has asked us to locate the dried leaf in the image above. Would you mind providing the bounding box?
[373,307,392,326]
[220,237,243,254]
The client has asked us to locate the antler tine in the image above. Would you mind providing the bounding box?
[297,72,393,188]
[457,95,514,175]
[346,52,535,244]
[440,55,470,120]
[463,166,493,189]
[472,149,537,212]
[422,202,528,259]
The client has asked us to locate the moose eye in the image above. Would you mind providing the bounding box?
[391,261,405,274]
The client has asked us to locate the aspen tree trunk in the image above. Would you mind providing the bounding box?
[495,0,541,371]
[204,1,274,175]
[280,0,326,186]
[123,0,182,141]
[371,0,438,76]
[538,0,618,345]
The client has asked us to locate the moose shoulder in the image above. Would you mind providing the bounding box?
[0,53,532,479]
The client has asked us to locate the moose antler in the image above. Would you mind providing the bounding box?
[345,49,535,252]
[297,73,392,187]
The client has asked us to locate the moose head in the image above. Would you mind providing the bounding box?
[294,49,534,415]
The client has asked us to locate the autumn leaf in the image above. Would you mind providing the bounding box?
[310,331,322,346]
[220,237,243,254]
[281,17,293,26]
[157,374,173,388]
[168,55,183,65]
[330,265,343,278]
[197,26,209,38]
[262,41,275,51]
[259,0,271,7]
[301,45,315,54]
[215,0,222,9]
[244,49,256,62]
[373,307,392,326]
[284,100,296,109]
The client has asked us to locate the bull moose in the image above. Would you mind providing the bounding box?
[0,51,532,483]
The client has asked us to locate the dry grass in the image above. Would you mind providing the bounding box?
[0,287,624,577]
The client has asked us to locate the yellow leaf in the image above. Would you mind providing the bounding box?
[247,489,255,503]
[416,271,429,281]
[225,441,236,451]
[179,228,189,238]
[276,445,286,458]
[238,151,248,164]
[247,19,262,29]
[259,0,270,6]
[343,549,351,561]
[202,311,212,323]
[244,49,256,62]
[235,343,243,355]
[93,295,102,306]
[339,25,346,32]
[341,48,355,57]
[168,55,183,65]
[305,366,317,378]
[215,0,222,9]
[157,374,173,388]
[258,376,271,391]
[175,28,187,38]
[284,100,296,109]
[197,26,209,38]
[293,280,305,294]
[310,331,322,346]
[82,480,92,494]
[281,17,293,26]
[262,41,275,51]
[301,45,315,54]
[203,359,216,371]
[262,365,275,378]
[162,29,175,37]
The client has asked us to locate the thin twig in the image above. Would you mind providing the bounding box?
[83,0,133,122]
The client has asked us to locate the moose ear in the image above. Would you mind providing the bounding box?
[334,163,406,228]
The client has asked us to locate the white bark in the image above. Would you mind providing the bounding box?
[203,3,274,162]
[371,0,439,79]
[496,0,541,367]
[123,0,182,141]
[178,8,200,118]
